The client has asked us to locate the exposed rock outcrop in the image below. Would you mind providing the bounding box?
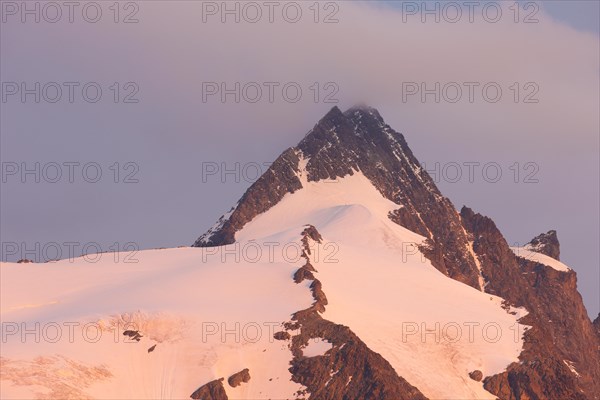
[190,378,228,400]
[469,370,483,382]
[122,330,142,342]
[527,230,560,260]
[227,368,250,388]
[287,308,428,400]
[273,331,291,341]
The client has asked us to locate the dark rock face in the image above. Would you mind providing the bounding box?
[461,207,600,400]
[288,311,428,400]
[594,314,600,341]
[484,358,584,400]
[527,230,560,260]
[193,106,482,290]
[285,226,428,400]
[190,378,228,400]
[227,368,250,388]
[16,259,33,263]
[469,370,483,382]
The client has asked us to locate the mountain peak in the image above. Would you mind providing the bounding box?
[296,106,418,184]
[194,105,429,247]
[320,104,382,119]
[317,105,345,125]
[527,230,560,260]
[344,104,385,123]
[194,105,483,290]
[305,106,387,144]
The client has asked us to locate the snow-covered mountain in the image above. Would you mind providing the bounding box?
[2,106,598,400]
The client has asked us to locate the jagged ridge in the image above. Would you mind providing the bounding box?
[461,207,600,399]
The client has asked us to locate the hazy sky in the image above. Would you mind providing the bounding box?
[1,1,598,318]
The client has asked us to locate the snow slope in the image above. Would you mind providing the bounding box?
[1,166,530,399]
[1,247,314,399]
[511,246,571,272]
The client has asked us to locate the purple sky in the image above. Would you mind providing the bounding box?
[1,1,598,317]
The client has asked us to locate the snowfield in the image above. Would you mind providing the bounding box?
[1,247,314,399]
[1,167,530,399]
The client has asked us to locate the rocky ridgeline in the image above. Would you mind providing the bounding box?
[281,226,428,400]
[192,147,303,247]
[461,207,600,400]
